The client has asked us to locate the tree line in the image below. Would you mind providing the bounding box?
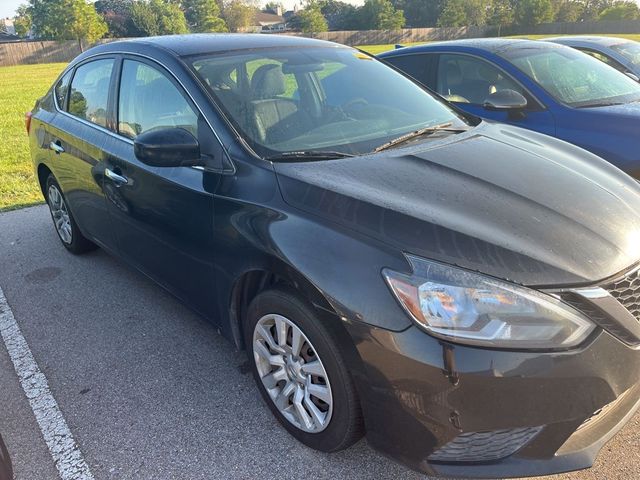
[12,0,640,44]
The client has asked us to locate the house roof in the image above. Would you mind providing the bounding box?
[254,12,285,25]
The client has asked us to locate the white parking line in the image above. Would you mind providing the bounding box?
[0,286,94,480]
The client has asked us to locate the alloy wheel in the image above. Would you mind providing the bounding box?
[252,313,333,433]
[47,185,72,244]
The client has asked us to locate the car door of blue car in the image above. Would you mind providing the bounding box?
[385,52,556,136]
[433,53,556,136]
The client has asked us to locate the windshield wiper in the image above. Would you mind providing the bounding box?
[374,122,466,153]
[576,101,626,108]
[265,150,355,162]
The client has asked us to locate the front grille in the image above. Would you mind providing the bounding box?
[603,267,640,322]
[560,292,639,346]
[428,426,543,463]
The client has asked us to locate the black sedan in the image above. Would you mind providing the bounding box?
[28,34,640,478]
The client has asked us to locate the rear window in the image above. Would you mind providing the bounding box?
[54,70,73,110]
[68,59,114,127]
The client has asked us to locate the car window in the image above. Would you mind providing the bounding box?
[68,59,114,128]
[501,46,640,107]
[54,70,73,110]
[610,42,640,69]
[118,60,198,140]
[579,48,625,72]
[384,54,428,83]
[191,47,467,157]
[436,54,524,105]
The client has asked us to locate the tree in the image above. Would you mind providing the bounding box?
[514,0,554,26]
[318,0,359,30]
[296,4,328,32]
[581,0,616,20]
[13,4,32,37]
[391,0,443,28]
[554,0,584,22]
[488,0,514,34]
[598,1,640,20]
[358,0,405,30]
[130,0,189,36]
[25,0,106,43]
[95,0,138,37]
[264,1,284,13]
[438,0,489,27]
[182,0,228,32]
[223,0,257,32]
[72,0,108,43]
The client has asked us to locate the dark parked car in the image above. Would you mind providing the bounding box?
[29,34,640,478]
[0,433,12,480]
[379,39,640,177]
[546,36,640,80]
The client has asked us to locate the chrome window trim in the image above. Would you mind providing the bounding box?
[52,50,233,170]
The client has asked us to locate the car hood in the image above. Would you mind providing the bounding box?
[274,122,640,286]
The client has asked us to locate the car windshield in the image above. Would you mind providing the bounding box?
[188,46,467,158]
[500,45,640,107]
[611,41,640,69]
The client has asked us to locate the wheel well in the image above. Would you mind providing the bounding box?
[37,164,52,196]
[229,267,336,350]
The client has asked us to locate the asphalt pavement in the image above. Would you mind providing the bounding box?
[0,205,638,480]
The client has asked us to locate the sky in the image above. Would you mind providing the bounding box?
[0,1,366,20]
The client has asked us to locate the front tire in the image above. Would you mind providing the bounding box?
[245,288,364,452]
[45,174,96,254]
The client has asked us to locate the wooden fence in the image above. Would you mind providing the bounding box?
[2,19,640,67]
[0,27,489,67]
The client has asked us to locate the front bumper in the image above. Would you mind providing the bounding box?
[347,322,640,478]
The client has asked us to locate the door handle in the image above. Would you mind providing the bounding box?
[49,141,64,154]
[105,168,128,186]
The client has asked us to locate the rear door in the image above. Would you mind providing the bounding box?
[101,56,221,318]
[47,57,119,249]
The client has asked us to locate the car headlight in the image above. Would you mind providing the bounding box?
[383,255,595,349]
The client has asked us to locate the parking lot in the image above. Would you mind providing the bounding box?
[0,205,638,479]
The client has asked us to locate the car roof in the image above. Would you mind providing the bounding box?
[545,36,634,47]
[378,37,561,58]
[87,33,345,58]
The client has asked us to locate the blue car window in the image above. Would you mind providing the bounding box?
[611,42,640,69]
[502,46,640,108]
[436,54,524,105]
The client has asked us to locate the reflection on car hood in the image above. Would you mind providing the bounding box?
[274,122,640,286]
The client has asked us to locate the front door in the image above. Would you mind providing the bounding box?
[435,53,556,136]
[101,57,220,318]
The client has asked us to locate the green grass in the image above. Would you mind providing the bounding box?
[0,63,67,211]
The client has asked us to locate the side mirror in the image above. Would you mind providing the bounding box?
[134,128,204,168]
[483,89,528,111]
[625,71,640,82]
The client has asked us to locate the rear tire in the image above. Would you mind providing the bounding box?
[245,288,364,452]
[45,174,97,254]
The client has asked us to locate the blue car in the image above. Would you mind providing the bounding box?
[379,39,640,177]
[546,36,640,80]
